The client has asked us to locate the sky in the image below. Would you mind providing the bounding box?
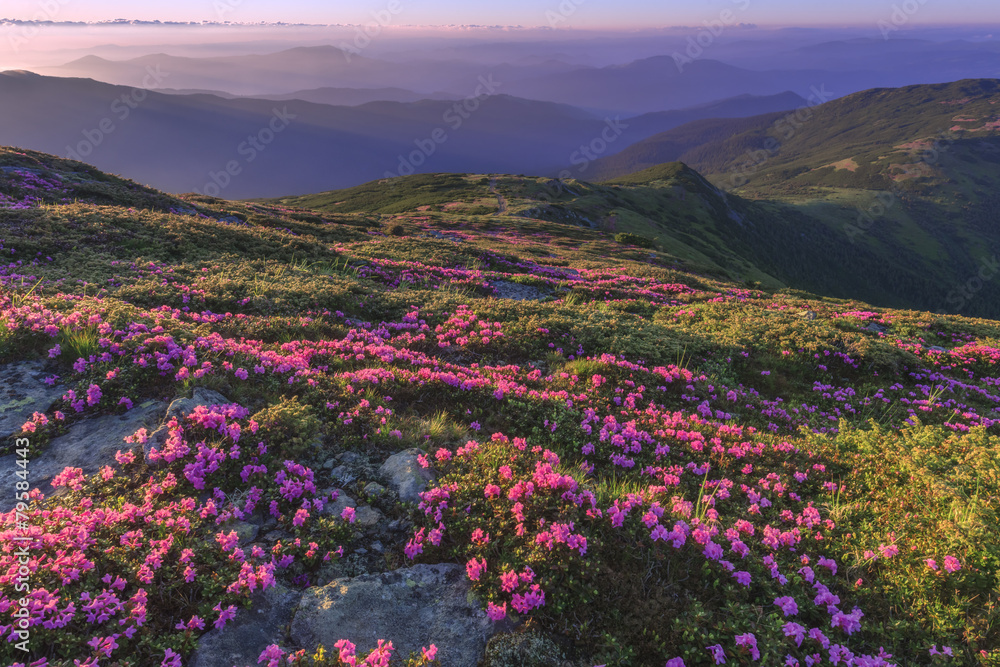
[2,0,999,28]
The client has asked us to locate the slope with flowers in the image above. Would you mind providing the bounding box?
[1,146,1000,666]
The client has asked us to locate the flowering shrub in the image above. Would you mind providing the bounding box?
[2,147,1000,665]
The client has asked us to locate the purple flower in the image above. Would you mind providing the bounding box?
[735,633,760,661]
[86,383,102,406]
[774,595,799,617]
[706,644,727,664]
[783,622,806,647]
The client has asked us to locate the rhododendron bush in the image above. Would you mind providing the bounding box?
[0,148,999,665]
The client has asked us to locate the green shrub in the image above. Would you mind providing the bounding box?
[614,232,656,249]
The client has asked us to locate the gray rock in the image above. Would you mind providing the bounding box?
[363,482,387,497]
[0,360,64,440]
[330,465,356,485]
[222,520,259,546]
[929,345,947,352]
[354,506,382,528]
[189,583,302,667]
[379,449,433,503]
[143,387,231,463]
[491,280,550,301]
[321,489,356,518]
[263,529,293,543]
[388,519,411,533]
[0,399,166,511]
[290,564,498,667]
[337,451,362,464]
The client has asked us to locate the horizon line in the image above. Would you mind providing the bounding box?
[2,19,1000,30]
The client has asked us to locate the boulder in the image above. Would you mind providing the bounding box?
[320,489,356,518]
[189,583,303,667]
[490,280,550,301]
[143,387,231,463]
[290,564,497,667]
[353,505,382,529]
[0,360,64,440]
[363,482,387,497]
[379,449,433,503]
[0,399,166,511]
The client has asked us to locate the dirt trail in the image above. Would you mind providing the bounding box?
[488,176,507,215]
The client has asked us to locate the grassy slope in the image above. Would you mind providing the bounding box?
[580,80,1000,319]
[2,148,1000,665]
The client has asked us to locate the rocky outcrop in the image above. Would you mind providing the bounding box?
[290,563,498,667]
[189,583,303,667]
[0,360,64,440]
[378,448,433,503]
[0,398,166,511]
[143,387,231,463]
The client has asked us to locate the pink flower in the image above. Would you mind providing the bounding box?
[466,557,487,581]
[51,466,85,491]
[422,645,438,661]
[86,383,102,406]
[666,659,686,667]
[878,543,899,559]
[334,639,357,666]
[258,645,287,667]
[486,601,507,621]
[943,556,962,573]
[925,558,938,570]
[161,648,182,667]
[214,604,237,630]
[341,506,356,523]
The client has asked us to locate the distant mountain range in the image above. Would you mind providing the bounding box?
[37,42,1000,115]
[0,71,802,197]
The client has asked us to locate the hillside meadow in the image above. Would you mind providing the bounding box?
[0,148,998,665]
